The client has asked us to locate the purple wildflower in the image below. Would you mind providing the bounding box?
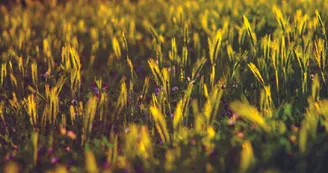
[41,71,50,78]
[92,86,99,95]
[90,81,108,98]
[136,65,142,72]
[155,87,161,96]
[103,162,110,169]
[38,146,46,155]
[71,99,78,105]
[171,86,178,91]
[68,160,73,165]
[224,111,232,116]
[209,151,218,159]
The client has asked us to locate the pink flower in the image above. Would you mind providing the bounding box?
[12,145,18,150]
[227,113,239,125]
[237,132,244,138]
[170,113,174,119]
[51,157,59,164]
[67,130,77,140]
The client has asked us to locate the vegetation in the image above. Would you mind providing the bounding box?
[1,0,328,172]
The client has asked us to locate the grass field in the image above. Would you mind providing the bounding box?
[1,0,328,172]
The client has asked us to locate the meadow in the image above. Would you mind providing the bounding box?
[1,0,328,172]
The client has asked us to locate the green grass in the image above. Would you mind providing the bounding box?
[1,0,328,172]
